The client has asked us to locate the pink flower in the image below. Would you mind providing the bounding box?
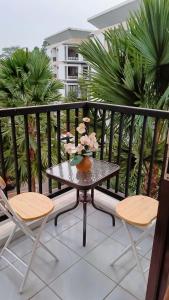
[64,143,76,154]
[76,144,84,154]
[89,132,97,143]
[89,141,99,152]
[66,132,71,137]
[80,135,91,146]
[76,123,86,134]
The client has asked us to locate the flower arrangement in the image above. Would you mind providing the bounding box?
[64,117,99,166]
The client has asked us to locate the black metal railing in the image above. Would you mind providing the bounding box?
[0,101,169,207]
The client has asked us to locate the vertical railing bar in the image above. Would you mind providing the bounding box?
[125,115,135,197]
[57,110,61,189]
[36,113,42,193]
[24,115,32,192]
[11,116,20,194]
[136,116,148,194]
[115,113,124,193]
[66,109,70,160]
[75,108,79,146]
[100,109,106,160]
[147,118,159,196]
[47,112,52,194]
[0,120,7,196]
[107,111,115,189]
[93,108,97,158]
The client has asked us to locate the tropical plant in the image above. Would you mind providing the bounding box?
[79,0,169,196]
[0,48,63,191]
[79,0,169,109]
[0,48,62,107]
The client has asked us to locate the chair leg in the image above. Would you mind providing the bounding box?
[0,224,17,258]
[123,221,147,283]
[38,240,59,261]
[19,216,48,293]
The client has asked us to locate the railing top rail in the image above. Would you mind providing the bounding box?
[0,102,87,117]
[87,102,169,119]
[0,100,169,119]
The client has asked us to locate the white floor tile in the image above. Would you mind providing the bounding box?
[105,285,138,300]
[0,262,45,300]
[87,211,122,236]
[23,238,80,284]
[30,286,60,300]
[57,221,107,256]
[111,224,142,247]
[85,238,136,283]
[50,260,115,300]
[120,258,150,300]
[45,214,80,237]
[72,202,95,219]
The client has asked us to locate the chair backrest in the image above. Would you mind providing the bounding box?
[0,176,20,223]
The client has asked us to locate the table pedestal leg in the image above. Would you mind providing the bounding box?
[83,190,87,247]
[54,189,79,226]
[91,188,115,226]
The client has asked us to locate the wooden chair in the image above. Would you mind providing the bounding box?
[111,195,158,282]
[0,177,58,293]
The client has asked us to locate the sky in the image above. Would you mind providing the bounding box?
[0,0,124,53]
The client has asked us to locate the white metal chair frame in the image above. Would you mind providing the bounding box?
[0,185,58,293]
[111,218,155,283]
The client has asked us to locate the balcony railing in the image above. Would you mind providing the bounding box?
[67,75,78,80]
[0,101,168,209]
[67,57,79,61]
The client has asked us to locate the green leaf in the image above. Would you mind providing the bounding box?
[70,155,83,166]
[83,151,93,157]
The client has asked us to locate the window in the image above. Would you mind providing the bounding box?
[68,47,78,60]
[68,66,78,78]
[68,85,78,97]
[83,66,88,77]
[53,57,56,62]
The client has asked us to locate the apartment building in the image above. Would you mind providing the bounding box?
[44,0,140,97]
[88,0,140,42]
[44,28,90,97]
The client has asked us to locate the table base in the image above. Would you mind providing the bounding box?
[54,188,115,247]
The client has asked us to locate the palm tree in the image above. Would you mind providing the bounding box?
[0,48,63,192]
[79,0,169,196]
[79,0,169,109]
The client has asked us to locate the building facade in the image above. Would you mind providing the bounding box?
[44,0,140,98]
[44,28,90,97]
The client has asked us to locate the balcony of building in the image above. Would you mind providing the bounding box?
[0,101,168,299]
[66,66,78,80]
[67,46,79,61]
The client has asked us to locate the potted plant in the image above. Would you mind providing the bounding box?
[64,117,99,172]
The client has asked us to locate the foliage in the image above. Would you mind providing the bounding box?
[79,0,169,109]
[0,48,63,107]
[0,46,20,59]
[0,48,63,191]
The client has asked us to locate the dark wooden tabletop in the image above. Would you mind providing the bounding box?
[46,159,120,190]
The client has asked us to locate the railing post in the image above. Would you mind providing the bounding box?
[146,130,169,300]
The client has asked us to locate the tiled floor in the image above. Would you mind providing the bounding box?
[0,191,153,300]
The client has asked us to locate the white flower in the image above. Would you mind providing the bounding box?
[76,144,84,154]
[80,135,91,146]
[83,117,90,123]
[64,143,76,154]
[76,123,86,134]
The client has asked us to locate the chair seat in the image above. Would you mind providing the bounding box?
[116,195,158,226]
[9,192,54,221]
